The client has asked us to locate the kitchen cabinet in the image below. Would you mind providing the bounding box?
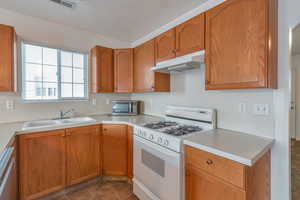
[114,49,133,92]
[185,146,270,200]
[66,125,101,186]
[175,13,205,57]
[134,39,170,92]
[19,130,66,200]
[205,0,277,90]
[102,124,128,176]
[0,24,16,92]
[155,28,176,63]
[91,46,114,93]
[127,126,134,179]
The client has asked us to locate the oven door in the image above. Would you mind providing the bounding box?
[133,136,182,200]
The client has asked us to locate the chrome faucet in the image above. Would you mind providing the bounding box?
[59,109,75,119]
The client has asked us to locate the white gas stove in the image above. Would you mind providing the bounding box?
[134,105,216,153]
[133,105,216,200]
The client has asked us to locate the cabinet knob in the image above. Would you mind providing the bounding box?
[103,128,107,131]
[206,159,213,165]
[61,134,66,137]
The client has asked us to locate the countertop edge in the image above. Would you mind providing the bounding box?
[183,137,275,166]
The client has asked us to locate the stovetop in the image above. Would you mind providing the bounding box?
[143,121,203,136]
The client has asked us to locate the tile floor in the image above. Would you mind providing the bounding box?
[43,180,139,200]
[292,140,300,200]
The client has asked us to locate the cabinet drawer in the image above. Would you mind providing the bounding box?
[185,146,246,189]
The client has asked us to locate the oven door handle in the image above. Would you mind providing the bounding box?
[134,136,180,158]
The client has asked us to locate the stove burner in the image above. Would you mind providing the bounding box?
[143,121,178,129]
[163,125,203,136]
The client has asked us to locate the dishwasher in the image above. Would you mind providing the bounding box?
[0,141,17,200]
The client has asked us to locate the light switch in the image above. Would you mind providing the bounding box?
[239,103,246,113]
[106,98,110,105]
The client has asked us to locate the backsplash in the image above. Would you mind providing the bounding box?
[0,93,130,123]
[131,66,275,138]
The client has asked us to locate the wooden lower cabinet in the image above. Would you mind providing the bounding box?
[66,125,101,186]
[19,130,66,200]
[186,164,246,200]
[127,126,134,179]
[102,124,128,176]
[185,146,270,200]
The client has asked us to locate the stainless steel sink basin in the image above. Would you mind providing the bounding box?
[22,117,96,130]
[58,117,96,124]
[23,120,58,129]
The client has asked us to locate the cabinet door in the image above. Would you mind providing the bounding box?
[133,39,156,92]
[175,14,205,57]
[19,130,66,200]
[91,46,114,92]
[114,49,133,92]
[102,124,127,176]
[66,125,101,186]
[205,0,277,89]
[186,165,246,200]
[127,126,134,179]
[0,24,16,92]
[155,28,176,63]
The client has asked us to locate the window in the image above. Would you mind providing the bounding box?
[22,43,88,101]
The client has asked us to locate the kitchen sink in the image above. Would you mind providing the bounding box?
[58,117,96,124]
[22,117,96,130]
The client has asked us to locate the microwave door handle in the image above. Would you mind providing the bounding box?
[129,103,132,113]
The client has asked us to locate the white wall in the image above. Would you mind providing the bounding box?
[0,8,131,123]
[293,54,300,140]
[132,67,275,138]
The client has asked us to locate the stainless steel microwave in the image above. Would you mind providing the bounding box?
[112,100,140,116]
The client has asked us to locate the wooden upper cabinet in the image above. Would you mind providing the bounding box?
[19,130,66,200]
[114,49,133,92]
[155,28,176,63]
[134,39,170,92]
[0,24,16,92]
[205,0,277,90]
[175,14,205,57]
[66,125,101,186]
[102,124,128,176]
[91,46,114,93]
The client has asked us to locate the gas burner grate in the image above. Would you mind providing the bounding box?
[162,125,203,136]
[143,121,178,129]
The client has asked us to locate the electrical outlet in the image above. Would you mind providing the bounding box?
[6,100,14,110]
[239,103,246,113]
[253,104,269,116]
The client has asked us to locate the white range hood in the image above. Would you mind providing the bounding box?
[151,50,205,73]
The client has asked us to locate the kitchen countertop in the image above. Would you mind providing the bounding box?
[0,114,274,166]
[184,129,274,166]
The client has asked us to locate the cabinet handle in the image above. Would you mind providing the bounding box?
[61,134,66,137]
[103,128,107,131]
[206,159,213,165]
[66,133,71,136]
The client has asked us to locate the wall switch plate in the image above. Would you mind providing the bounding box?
[6,100,14,110]
[239,103,246,113]
[106,99,110,105]
[92,98,97,105]
[253,104,269,116]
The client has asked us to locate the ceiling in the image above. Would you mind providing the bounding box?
[0,0,209,43]
[293,24,300,55]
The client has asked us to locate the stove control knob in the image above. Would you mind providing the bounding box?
[158,137,163,144]
[149,134,154,140]
[164,140,169,146]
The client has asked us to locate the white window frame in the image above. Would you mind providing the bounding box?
[21,41,89,102]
